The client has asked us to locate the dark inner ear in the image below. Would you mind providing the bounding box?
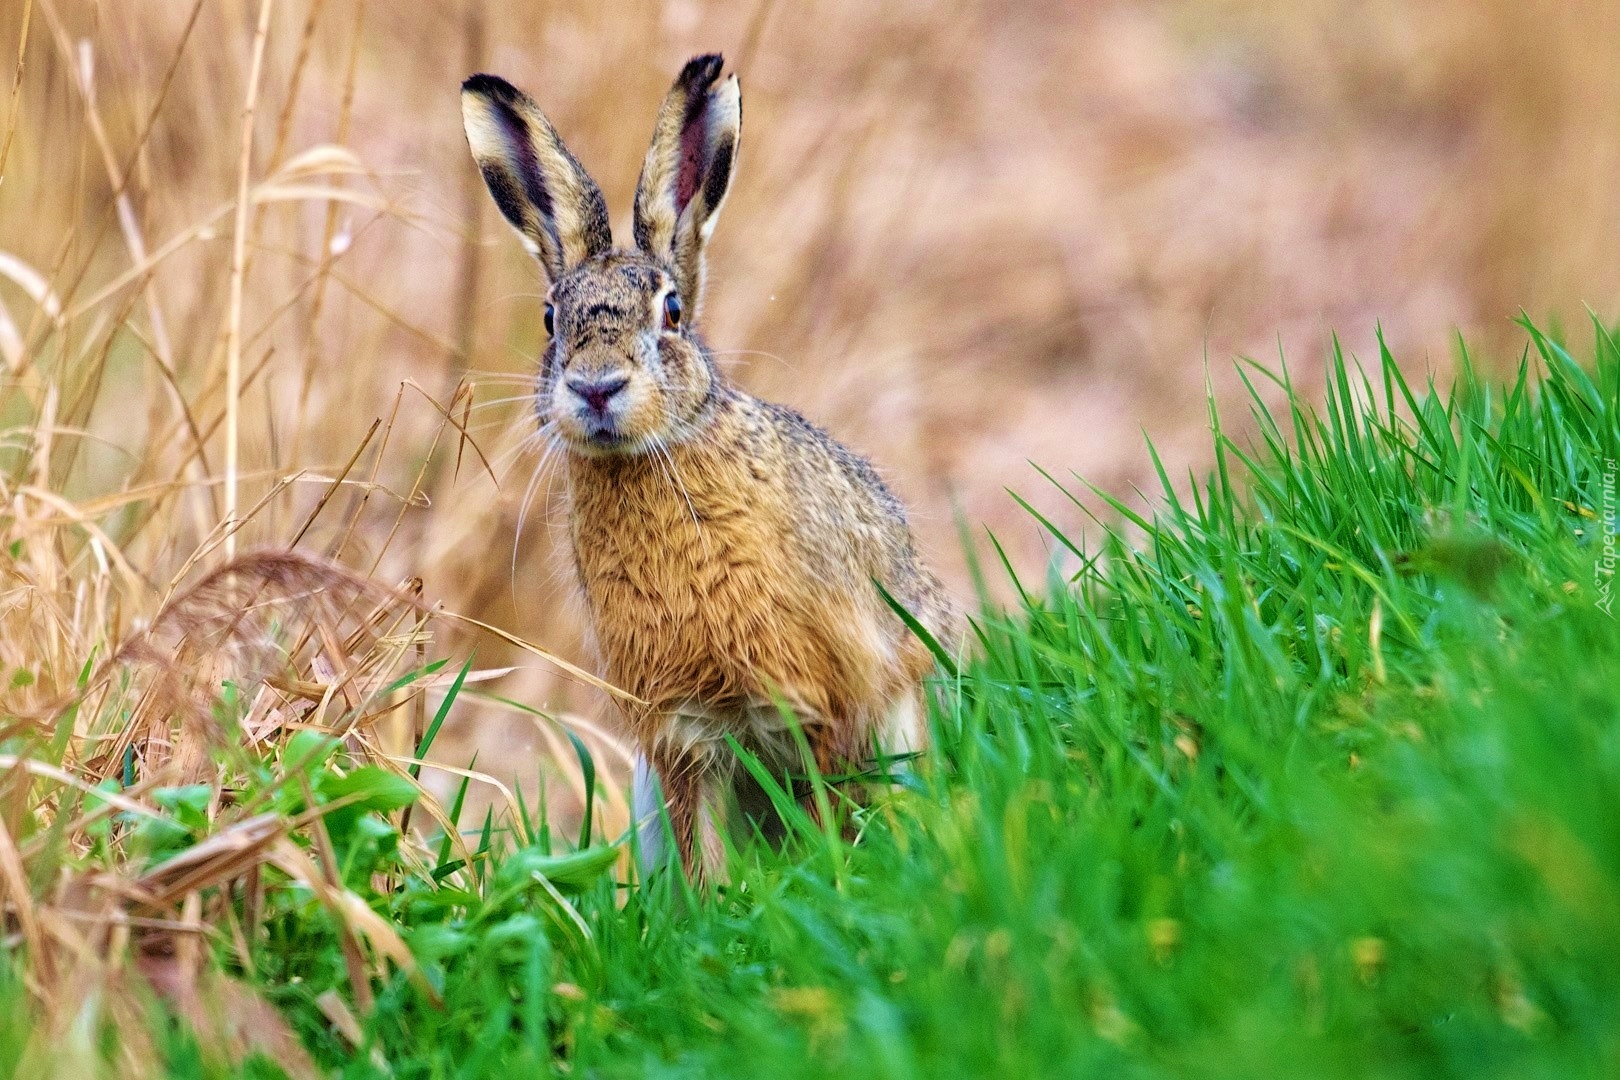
[491,98,554,223]
[675,95,710,217]
[702,135,735,212]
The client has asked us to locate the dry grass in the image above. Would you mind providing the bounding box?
[0,2,1615,1062]
[0,548,449,1076]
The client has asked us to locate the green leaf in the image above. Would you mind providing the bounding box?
[283,730,341,776]
[414,655,473,779]
[322,766,419,813]
[499,843,620,893]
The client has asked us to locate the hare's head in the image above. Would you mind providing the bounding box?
[462,56,740,456]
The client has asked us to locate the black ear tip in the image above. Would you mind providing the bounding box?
[463,73,519,102]
[680,53,726,90]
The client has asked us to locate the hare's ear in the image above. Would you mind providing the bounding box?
[462,74,612,281]
[632,54,741,310]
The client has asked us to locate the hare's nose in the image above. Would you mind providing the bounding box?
[567,375,629,415]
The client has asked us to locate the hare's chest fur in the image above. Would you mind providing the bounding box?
[566,442,901,737]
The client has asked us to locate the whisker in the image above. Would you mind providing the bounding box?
[490,433,545,472]
[708,348,796,371]
[467,394,538,412]
[468,416,531,438]
[652,434,704,543]
[511,429,565,605]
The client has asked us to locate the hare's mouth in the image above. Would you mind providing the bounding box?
[561,417,648,457]
[553,371,656,455]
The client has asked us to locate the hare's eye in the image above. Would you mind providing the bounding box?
[543,303,556,337]
[663,292,683,330]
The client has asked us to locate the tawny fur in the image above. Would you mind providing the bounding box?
[570,391,946,745]
[463,54,953,881]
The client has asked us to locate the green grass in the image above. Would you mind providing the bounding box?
[7,318,1620,1077]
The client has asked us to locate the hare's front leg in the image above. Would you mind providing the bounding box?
[631,753,668,877]
[635,747,728,883]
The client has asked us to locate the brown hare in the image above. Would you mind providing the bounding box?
[461,54,954,882]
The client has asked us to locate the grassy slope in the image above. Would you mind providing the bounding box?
[7,322,1619,1078]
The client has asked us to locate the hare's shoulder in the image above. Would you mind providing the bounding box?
[758,397,956,634]
[745,398,909,526]
[739,396,953,629]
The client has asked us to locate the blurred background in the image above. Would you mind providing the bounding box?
[2,0,1618,811]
